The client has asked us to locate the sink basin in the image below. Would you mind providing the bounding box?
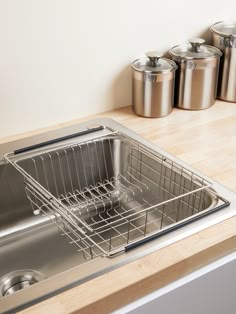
[0,118,235,313]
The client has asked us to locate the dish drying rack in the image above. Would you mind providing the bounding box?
[4,126,230,259]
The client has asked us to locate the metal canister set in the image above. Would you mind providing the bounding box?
[131,21,236,118]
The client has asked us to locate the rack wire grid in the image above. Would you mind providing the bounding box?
[5,131,229,259]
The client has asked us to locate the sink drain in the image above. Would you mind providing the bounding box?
[0,270,45,297]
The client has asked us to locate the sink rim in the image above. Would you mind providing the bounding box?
[3,129,229,258]
[0,117,236,314]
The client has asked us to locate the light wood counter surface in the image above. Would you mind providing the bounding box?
[2,100,236,313]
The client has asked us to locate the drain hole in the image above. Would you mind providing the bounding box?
[0,270,45,297]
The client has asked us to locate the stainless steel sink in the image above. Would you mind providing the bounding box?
[0,118,236,313]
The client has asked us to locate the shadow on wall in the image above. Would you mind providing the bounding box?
[197,28,213,44]
[108,65,132,109]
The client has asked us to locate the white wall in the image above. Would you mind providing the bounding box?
[0,0,235,138]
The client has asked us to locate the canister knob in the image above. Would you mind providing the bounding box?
[145,51,163,66]
[189,38,205,52]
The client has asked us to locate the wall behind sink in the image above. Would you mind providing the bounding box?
[0,0,235,138]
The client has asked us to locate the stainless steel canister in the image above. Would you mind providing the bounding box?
[169,38,222,110]
[131,52,177,118]
[211,21,236,102]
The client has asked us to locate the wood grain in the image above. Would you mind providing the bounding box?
[2,100,236,191]
[20,217,236,314]
[2,100,236,313]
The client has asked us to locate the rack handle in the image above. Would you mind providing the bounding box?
[14,125,104,155]
[124,199,230,253]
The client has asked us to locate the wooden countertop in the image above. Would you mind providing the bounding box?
[2,101,236,313]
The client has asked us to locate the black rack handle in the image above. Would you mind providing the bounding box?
[14,126,104,155]
[125,200,230,253]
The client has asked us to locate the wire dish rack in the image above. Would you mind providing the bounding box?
[5,127,229,259]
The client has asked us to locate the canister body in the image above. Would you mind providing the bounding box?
[212,34,236,102]
[173,58,220,110]
[132,71,176,117]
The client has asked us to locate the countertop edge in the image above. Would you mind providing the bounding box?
[20,215,236,314]
[2,101,235,313]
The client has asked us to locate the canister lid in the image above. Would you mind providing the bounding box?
[211,21,236,38]
[169,38,222,60]
[131,51,177,73]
